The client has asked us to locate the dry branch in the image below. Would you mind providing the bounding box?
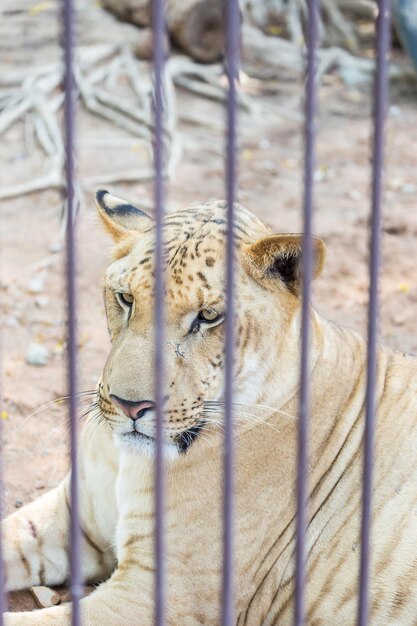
[242,0,377,52]
[0,169,63,201]
[242,24,303,81]
[84,168,155,186]
[3,0,407,209]
[0,46,227,201]
[0,45,164,200]
[241,23,414,86]
[337,0,377,21]
[322,0,360,53]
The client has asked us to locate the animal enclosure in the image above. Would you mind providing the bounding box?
[1,0,417,624]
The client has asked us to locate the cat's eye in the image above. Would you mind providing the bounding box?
[199,309,222,323]
[117,292,134,308]
[192,309,224,332]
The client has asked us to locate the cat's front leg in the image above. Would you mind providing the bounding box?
[3,557,155,626]
[3,477,114,592]
[3,482,71,591]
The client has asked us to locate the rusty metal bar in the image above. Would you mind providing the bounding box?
[152,0,167,623]
[295,1,320,625]
[358,2,391,624]
[62,0,82,624]
[222,1,240,625]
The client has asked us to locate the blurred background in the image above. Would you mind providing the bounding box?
[0,2,416,602]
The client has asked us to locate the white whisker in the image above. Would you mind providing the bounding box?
[203,399,297,422]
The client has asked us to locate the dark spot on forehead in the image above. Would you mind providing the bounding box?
[206,257,215,267]
[197,271,211,290]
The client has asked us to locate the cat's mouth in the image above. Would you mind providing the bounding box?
[175,422,204,453]
[121,421,204,454]
[123,430,154,444]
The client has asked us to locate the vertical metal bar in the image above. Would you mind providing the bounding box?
[222,1,240,625]
[0,350,6,621]
[358,2,391,624]
[152,0,166,624]
[0,158,6,622]
[62,0,82,623]
[0,219,6,618]
[295,1,320,625]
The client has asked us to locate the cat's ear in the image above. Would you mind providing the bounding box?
[243,234,326,296]
[95,189,154,242]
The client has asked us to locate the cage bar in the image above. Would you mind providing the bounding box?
[0,0,394,622]
[0,367,6,621]
[62,0,82,624]
[358,2,391,625]
[222,1,240,625]
[152,0,167,624]
[294,1,320,625]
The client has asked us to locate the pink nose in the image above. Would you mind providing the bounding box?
[110,395,155,421]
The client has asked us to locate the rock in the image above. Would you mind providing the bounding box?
[49,242,63,253]
[384,223,408,236]
[392,312,408,326]
[314,169,326,183]
[348,189,363,201]
[259,139,271,150]
[34,296,50,308]
[15,499,23,508]
[260,160,278,173]
[402,183,416,194]
[29,586,61,609]
[389,105,402,117]
[26,343,49,366]
[5,316,19,328]
[27,273,46,295]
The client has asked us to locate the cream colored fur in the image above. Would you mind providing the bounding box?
[3,194,417,625]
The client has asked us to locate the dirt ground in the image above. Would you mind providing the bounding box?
[1,0,417,613]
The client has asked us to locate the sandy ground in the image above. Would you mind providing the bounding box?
[1,0,417,613]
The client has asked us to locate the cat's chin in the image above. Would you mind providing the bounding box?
[114,430,180,461]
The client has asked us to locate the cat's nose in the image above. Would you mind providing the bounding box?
[110,395,155,421]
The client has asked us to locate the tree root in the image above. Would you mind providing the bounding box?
[2,6,413,207]
[242,0,376,53]
[0,46,174,201]
[0,169,63,201]
[242,23,415,87]
[0,43,261,203]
